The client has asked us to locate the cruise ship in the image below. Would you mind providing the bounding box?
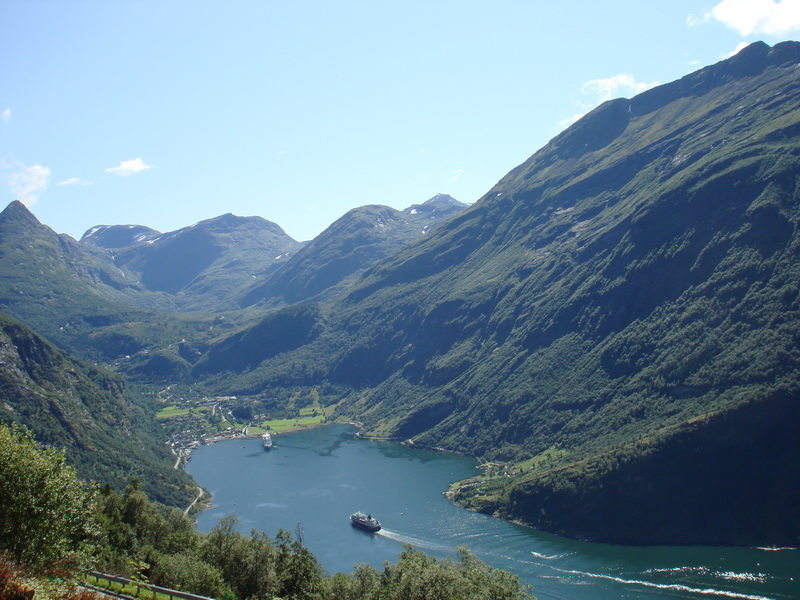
[262,431,273,449]
[350,512,381,532]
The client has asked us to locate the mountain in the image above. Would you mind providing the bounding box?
[401,193,469,228]
[81,223,161,248]
[240,194,467,306]
[0,191,462,371]
[80,213,302,312]
[1,41,798,546]
[0,200,155,356]
[0,312,195,506]
[195,41,800,545]
[0,201,237,377]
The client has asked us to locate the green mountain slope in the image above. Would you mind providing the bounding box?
[0,200,157,357]
[240,194,466,307]
[198,41,800,545]
[494,391,800,545]
[192,303,326,377]
[0,312,195,506]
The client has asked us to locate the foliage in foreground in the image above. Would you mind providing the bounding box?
[0,558,101,600]
[0,423,97,570]
[0,422,534,600]
[328,545,533,600]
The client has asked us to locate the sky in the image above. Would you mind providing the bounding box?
[2,1,800,242]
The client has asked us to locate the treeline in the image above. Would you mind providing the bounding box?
[0,422,535,600]
[95,482,325,600]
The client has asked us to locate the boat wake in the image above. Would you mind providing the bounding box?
[377,528,451,553]
[644,567,768,584]
[530,551,571,561]
[550,567,776,600]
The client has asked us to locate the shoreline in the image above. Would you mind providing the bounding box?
[173,418,350,466]
[181,422,800,555]
[182,421,484,519]
[180,420,355,516]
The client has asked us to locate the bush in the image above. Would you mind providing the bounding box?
[0,423,97,571]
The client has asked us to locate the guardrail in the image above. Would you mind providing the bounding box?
[85,571,217,600]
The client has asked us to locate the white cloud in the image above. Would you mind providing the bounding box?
[1,109,10,124]
[4,162,51,206]
[559,112,588,129]
[558,74,660,132]
[105,157,153,176]
[727,41,753,57]
[581,74,660,104]
[58,177,94,186]
[701,0,800,36]
[447,168,465,183]
[687,12,709,27]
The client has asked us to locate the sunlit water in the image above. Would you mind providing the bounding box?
[187,424,797,600]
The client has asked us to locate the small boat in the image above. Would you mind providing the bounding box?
[262,431,273,449]
[350,511,381,532]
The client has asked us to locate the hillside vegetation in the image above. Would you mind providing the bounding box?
[0,313,195,506]
[240,194,467,307]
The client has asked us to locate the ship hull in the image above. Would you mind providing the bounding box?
[351,520,381,532]
[350,513,381,532]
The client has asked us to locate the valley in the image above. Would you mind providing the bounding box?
[1,40,799,559]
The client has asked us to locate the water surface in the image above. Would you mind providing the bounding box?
[187,424,797,600]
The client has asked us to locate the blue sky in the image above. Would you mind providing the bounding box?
[2,1,800,242]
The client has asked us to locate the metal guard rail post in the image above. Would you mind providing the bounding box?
[86,570,217,600]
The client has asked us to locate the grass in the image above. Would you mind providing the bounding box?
[511,447,570,475]
[154,391,334,443]
[298,406,321,416]
[264,400,333,432]
[260,414,326,433]
[83,574,173,600]
[155,405,191,419]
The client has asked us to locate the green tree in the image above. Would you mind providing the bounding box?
[327,563,382,600]
[153,552,234,600]
[202,514,283,600]
[0,422,97,569]
[332,545,535,600]
[274,528,325,600]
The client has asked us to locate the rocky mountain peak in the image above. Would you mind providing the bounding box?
[80,224,162,249]
[404,193,467,217]
[191,212,291,237]
[0,200,44,230]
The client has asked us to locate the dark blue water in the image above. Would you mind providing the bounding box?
[187,424,798,600]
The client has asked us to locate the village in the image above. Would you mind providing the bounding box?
[155,392,330,468]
